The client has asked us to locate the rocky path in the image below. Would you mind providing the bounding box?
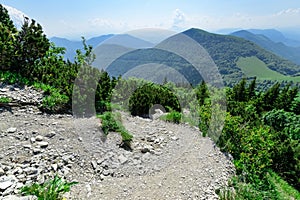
[0,83,234,199]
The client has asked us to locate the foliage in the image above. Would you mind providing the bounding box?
[0,70,31,85]
[129,82,181,117]
[211,78,300,198]
[161,111,182,124]
[20,175,78,200]
[98,111,133,150]
[0,4,17,70]
[14,17,50,76]
[195,80,209,106]
[0,97,11,103]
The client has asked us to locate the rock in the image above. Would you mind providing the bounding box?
[45,131,56,138]
[91,161,98,170]
[0,168,5,176]
[30,137,36,143]
[23,144,32,149]
[36,141,48,148]
[0,180,13,190]
[51,164,58,172]
[0,175,17,191]
[171,136,179,141]
[118,154,128,165]
[7,128,17,133]
[32,148,41,154]
[35,135,44,141]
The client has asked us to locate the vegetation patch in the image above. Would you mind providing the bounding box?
[129,82,181,117]
[20,175,78,200]
[237,56,300,82]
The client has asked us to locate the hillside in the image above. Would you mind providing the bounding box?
[183,28,300,85]
[231,30,300,65]
[248,29,300,47]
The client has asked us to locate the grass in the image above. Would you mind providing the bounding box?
[237,56,300,82]
[218,172,300,200]
[267,171,300,200]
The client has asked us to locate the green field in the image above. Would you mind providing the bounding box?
[237,56,300,82]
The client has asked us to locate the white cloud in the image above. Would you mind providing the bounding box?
[173,9,186,26]
[277,8,300,16]
[171,9,188,31]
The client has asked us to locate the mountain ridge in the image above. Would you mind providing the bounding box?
[231,30,300,65]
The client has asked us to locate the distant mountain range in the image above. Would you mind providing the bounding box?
[88,28,300,86]
[50,34,114,61]
[247,29,300,47]
[49,28,300,86]
[50,34,154,61]
[231,30,300,65]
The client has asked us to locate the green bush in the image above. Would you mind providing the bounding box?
[129,82,181,117]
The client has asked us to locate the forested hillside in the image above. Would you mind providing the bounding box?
[183,28,300,85]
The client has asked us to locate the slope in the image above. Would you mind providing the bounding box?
[183,28,300,84]
[231,30,300,65]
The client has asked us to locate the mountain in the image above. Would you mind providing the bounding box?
[50,34,114,61]
[231,30,300,65]
[247,29,300,47]
[50,34,154,61]
[183,28,300,85]
[101,34,154,49]
[94,28,300,87]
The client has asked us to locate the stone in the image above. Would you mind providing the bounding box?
[0,168,5,176]
[33,148,41,154]
[35,135,44,141]
[51,164,58,172]
[0,180,13,190]
[171,136,179,141]
[30,137,36,143]
[91,161,98,170]
[118,154,128,165]
[45,131,56,138]
[7,128,17,133]
[37,141,48,148]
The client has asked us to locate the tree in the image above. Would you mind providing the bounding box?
[196,81,209,106]
[0,4,17,70]
[14,17,50,76]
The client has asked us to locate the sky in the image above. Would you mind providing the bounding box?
[1,0,300,40]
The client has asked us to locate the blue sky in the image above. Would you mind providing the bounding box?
[1,0,300,39]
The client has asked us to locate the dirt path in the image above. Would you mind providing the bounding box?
[66,112,234,200]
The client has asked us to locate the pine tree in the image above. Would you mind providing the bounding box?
[14,17,50,76]
[196,81,209,106]
[0,4,17,70]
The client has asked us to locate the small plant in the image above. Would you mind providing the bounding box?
[20,175,78,200]
[0,97,11,103]
[98,112,133,150]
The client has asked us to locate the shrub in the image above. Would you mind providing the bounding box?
[161,111,182,124]
[128,82,181,117]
